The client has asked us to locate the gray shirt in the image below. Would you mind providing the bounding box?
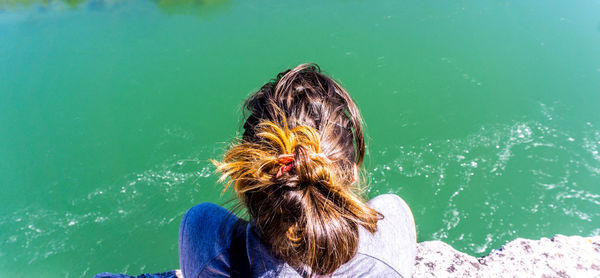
[242,194,416,278]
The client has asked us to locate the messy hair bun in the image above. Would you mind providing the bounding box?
[214,64,380,275]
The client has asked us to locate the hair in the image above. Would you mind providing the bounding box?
[213,63,381,275]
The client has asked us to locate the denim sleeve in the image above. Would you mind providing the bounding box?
[178,203,246,278]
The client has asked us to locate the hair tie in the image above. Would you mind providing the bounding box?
[276,154,295,178]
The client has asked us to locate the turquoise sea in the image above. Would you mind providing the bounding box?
[1,0,599,276]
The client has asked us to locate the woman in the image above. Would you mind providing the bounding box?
[179,64,416,277]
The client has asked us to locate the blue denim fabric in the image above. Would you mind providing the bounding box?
[178,203,249,278]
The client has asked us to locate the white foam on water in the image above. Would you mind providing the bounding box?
[369,102,600,255]
[0,151,219,276]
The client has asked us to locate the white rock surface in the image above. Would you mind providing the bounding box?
[414,234,600,278]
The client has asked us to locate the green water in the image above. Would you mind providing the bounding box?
[1,0,600,276]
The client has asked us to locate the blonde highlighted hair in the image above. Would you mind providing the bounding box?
[213,64,380,275]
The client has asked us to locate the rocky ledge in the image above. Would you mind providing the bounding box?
[414,234,600,278]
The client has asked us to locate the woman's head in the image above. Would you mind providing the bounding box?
[214,63,380,275]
